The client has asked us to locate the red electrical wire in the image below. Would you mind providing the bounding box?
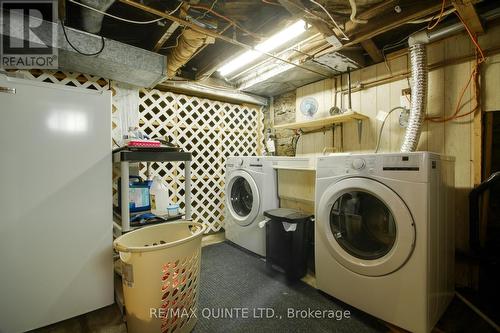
[427,0,446,30]
[425,12,485,123]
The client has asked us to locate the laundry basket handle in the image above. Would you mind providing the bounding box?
[114,221,206,253]
[188,223,203,235]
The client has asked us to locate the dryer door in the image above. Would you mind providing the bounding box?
[226,170,260,227]
[318,177,415,277]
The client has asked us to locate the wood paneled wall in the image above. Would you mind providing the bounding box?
[269,24,500,285]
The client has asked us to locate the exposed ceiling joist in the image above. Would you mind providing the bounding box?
[192,24,233,80]
[452,0,485,34]
[157,79,268,106]
[360,39,384,62]
[278,0,332,36]
[344,0,398,31]
[342,0,454,47]
[119,0,330,78]
[153,22,180,52]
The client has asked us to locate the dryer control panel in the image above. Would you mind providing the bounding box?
[226,157,263,170]
[381,154,421,171]
[317,152,434,182]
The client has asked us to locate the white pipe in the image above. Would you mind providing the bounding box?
[349,0,368,24]
[402,7,500,152]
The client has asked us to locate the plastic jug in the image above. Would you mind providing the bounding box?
[150,176,169,216]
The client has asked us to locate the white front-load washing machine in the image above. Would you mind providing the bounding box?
[315,152,455,333]
[224,156,311,256]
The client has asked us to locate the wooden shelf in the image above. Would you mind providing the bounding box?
[273,111,368,130]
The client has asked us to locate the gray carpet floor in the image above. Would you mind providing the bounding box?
[27,240,497,332]
[193,241,387,333]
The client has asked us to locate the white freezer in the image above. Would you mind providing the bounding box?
[0,74,113,332]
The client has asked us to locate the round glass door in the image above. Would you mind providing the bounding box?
[230,177,254,217]
[318,177,415,277]
[226,170,260,226]
[330,191,396,260]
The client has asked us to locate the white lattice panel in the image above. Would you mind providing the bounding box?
[13,69,109,90]
[139,89,264,233]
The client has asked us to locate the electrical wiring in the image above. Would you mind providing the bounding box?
[292,130,303,156]
[457,11,485,62]
[68,0,182,24]
[375,106,408,153]
[188,2,262,39]
[426,66,474,123]
[348,0,367,24]
[61,20,105,56]
[426,12,485,123]
[309,0,350,41]
[162,1,228,52]
[407,8,456,24]
[291,49,341,73]
[427,0,446,30]
[161,26,187,50]
[381,26,427,73]
[278,0,338,30]
[262,0,281,6]
[193,0,218,22]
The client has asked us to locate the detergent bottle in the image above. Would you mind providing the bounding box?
[150,176,169,216]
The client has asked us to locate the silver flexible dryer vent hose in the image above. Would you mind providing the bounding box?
[401,43,427,152]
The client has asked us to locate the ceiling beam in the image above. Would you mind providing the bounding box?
[153,22,180,52]
[344,0,398,31]
[360,39,384,63]
[345,0,452,46]
[313,0,453,59]
[452,0,484,34]
[278,0,344,48]
[119,0,330,78]
[191,24,233,80]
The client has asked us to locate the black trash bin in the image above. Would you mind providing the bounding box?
[264,208,313,280]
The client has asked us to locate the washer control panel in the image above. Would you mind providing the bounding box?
[351,158,366,170]
[344,156,375,174]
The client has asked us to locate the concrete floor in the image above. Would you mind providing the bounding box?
[30,232,497,333]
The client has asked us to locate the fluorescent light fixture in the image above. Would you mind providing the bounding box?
[218,20,306,77]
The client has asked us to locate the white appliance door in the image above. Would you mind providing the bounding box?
[318,177,415,277]
[0,75,113,332]
[225,170,260,226]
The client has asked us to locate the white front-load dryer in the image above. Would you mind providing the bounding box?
[315,152,455,333]
[224,156,277,256]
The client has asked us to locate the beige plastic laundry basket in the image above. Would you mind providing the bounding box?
[114,221,206,333]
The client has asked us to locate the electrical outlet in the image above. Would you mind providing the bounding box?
[400,88,411,110]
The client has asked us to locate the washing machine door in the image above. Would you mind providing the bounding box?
[318,177,415,277]
[226,170,260,226]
